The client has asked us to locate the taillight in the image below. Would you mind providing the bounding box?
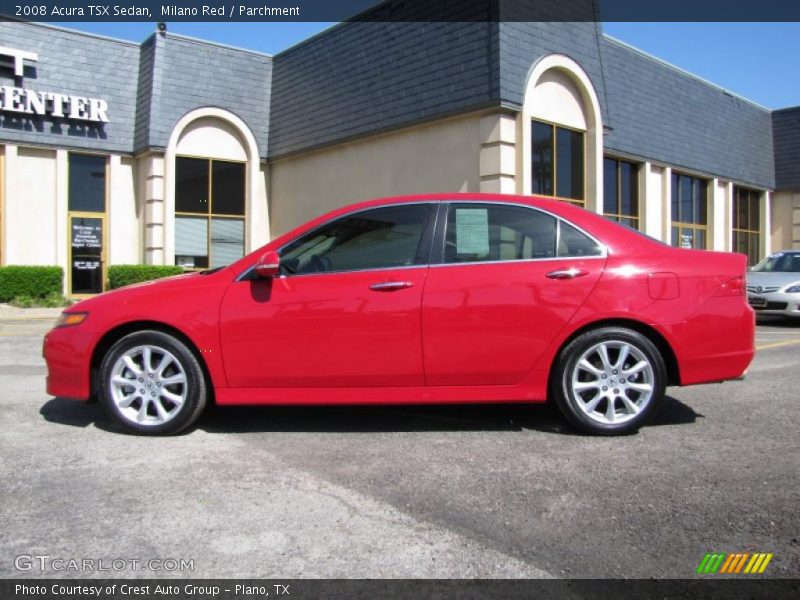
[715,276,745,297]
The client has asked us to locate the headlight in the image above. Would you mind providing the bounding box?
[785,284,800,294]
[54,312,89,328]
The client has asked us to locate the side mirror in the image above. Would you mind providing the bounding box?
[254,250,281,278]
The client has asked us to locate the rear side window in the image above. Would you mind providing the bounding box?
[280,204,432,274]
[558,221,604,257]
[444,204,557,263]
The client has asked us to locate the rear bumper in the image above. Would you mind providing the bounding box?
[43,327,94,400]
[672,299,755,386]
[679,349,754,386]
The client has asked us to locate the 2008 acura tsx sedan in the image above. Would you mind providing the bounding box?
[44,194,755,436]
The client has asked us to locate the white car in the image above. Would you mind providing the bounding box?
[746,251,800,318]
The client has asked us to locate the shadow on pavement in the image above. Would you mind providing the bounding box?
[39,397,105,428]
[40,394,701,436]
[756,315,800,328]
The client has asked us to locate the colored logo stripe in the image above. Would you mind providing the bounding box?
[744,553,773,574]
[697,552,773,574]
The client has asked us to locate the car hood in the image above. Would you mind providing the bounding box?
[67,270,217,313]
[746,271,800,289]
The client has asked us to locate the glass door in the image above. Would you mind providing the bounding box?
[69,214,105,295]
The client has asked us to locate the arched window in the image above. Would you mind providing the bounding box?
[165,108,265,268]
[521,55,602,213]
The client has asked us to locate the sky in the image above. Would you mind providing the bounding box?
[53,21,800,110]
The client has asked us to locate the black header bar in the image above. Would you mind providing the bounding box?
[3,579,800,600]
[1,0,800,22]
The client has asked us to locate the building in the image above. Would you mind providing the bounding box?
[1,6,799,298]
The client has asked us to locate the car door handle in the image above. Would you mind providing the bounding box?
[369,281,414,292]
[546,268,589,280]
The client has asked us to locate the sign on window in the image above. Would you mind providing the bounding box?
[455,208,489,255]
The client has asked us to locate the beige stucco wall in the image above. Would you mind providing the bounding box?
[109,155,141,265]
[709,178,730,251]
[176,117,248,162]
[269,113,482,237]
[4,146,58,266]
[639,163,666,240]
[527,69,587,131]
[771,191,800,251]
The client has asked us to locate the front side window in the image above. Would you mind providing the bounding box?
[280,204,432,274]
[671,173,708,250]
[443,203,601,264]
[175,156,245,269]
[603,157,639,228]
[532,120,585,204]
[733,186,761,266]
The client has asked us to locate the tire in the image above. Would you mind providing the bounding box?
[551,327,666,436]
[99,330,208,435]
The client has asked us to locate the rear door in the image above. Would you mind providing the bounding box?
[421,202,606,386]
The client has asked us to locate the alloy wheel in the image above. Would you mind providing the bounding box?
[109,345,188,426]
[569,340,655,425]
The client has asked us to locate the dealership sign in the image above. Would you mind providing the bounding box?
[0,46,109,123]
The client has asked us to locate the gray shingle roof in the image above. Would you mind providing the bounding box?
[773,107,800,191]
[602,36,775,189]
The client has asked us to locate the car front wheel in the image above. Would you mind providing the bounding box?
[99,330,208,435]
[552,327,666,435]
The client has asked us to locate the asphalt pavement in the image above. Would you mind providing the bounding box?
[0,312,798,579]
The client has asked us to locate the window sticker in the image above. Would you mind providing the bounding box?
[455,208,489,255]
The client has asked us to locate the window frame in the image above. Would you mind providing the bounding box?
[732,185,762,266]
[603,156,640,229]
[530,118,587,206]
[431,201,606,266]
[174,154,247,270]
[670,171,709,250]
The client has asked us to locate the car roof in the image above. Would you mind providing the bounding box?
[255,193,663,267]
[334,193,601,226]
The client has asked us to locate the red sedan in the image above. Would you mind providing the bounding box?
[44,194,754,436]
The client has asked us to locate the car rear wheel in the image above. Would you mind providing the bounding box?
[552,327,666,435]
[99,330,207,435]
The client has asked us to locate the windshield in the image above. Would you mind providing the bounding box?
[751,253,800,273]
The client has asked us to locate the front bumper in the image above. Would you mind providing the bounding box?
[747,291,800,318]
[43,327,95,400]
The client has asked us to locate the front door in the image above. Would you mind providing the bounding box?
[219,203,435,388]
[422,202,606,386]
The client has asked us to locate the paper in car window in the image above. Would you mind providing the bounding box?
[455,208,489,255]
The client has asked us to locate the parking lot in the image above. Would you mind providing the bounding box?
[0,312,798,579]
